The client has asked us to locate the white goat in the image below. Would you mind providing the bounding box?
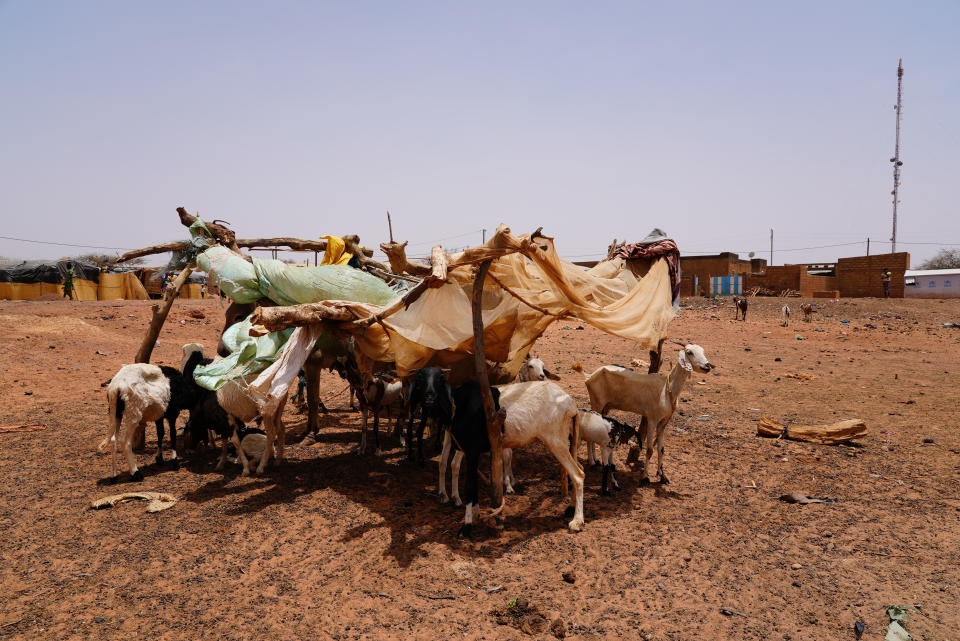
[442,381,585,532]
[516,355,560,382]
[578,343,713,485]
[104,364,171,481]
[577,409,638,495]
[214,378,288,476]
[781,305,791,326]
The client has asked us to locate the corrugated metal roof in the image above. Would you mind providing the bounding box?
[904,269,960,277]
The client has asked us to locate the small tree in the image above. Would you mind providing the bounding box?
[919,248,960,270]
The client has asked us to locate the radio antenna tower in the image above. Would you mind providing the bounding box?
[889,58,904,253]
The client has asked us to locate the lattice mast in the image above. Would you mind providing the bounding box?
[890,58,904,253]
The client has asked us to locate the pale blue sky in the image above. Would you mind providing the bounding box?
[1,1,957,266]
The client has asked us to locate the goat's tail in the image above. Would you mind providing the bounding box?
[570,363,589,380]
[99,389,124,453]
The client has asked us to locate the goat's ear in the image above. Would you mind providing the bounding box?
[678,349,693,371]
[544,368,561,381]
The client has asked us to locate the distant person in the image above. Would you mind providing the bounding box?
[881,267,892,298]
[161,272,172,295]
[200,283,207,299]
[62,265,75,300]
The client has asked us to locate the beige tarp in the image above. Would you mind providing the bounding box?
[180,283,204,299]
[98,273,149,300]
[0,279,98,301]
[244,225,675,412]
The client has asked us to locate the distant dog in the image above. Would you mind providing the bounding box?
[800,303,813,322]
[733,296,748,321]
[781,305,791,327]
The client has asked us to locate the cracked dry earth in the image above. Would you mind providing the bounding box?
[0,296,957,640]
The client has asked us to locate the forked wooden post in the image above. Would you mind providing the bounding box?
[471,260,504,509]
[134,266,194,364]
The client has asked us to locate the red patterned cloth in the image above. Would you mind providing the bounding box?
[613,239,680,302]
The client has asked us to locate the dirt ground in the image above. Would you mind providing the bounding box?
[1,295,958,640]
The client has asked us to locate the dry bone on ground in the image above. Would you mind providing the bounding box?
[0,296,957,640]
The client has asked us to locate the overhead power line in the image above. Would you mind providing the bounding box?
[0,235,136,251]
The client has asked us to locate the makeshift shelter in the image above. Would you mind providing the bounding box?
[0,260,100,301]
[211,224,677,404]
[98,271,150,300]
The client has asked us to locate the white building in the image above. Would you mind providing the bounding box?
[904,268,960,298]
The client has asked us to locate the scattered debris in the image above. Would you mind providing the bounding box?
[795,334,805,340]
[784,373,815,381]
[720,606,747,617]
[90,492,176,513]
[484,585,504,593]
[884,605,913,641]
[0,423,46,434]
[854,620,865,639]
[561,571,576,584]
[941,322,960,328]
[779,493,837,505]
[757,416,867,444]
[492,597,561,637]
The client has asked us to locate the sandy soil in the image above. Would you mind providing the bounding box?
[0,296,958,641]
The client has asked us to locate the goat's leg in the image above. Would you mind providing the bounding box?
[122,418,143,482]
[502,448,515,494]
[305,361,323,436]
[230,427,252,477]
[438,429,452,503]
[541,434,585,532]
[405,411,417,461]
[450,449,464,506]
[604,445,620,492]
[641,425,655,485]
[416,414,429,465]
[155,420,166,466]
[655,421,669,485]
[587,441,599,467]
[459,452,481,538]
[167,417,179,468]
[372,411,382,456]
[215,432,229,471]
[357,406,368,454]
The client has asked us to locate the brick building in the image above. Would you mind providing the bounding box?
[678,253,767,296]
[681,251,910,298]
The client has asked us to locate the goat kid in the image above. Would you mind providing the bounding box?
[577,409,638,495]
[800,303,814,322]
[781,305,791,326]
[733,296,748,321]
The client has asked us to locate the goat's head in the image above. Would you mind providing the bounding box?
[524,356,547,381]
[180,343,205,370]
[674,341,713,373]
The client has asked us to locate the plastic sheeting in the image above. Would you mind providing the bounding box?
[197,245,397,307]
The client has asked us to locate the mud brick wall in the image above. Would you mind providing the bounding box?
[744,265,802,293]
[799,273,838,297]
[679,253,762,296]
[836,252,910,298]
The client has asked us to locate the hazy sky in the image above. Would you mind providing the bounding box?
[1,1,957,267]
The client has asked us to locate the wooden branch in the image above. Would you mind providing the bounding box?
[135,267,193,364]
[248,303,355,335]
[472,260,504,510]
[342,234,392,273]
[111,236,376,265]
[380,240,432,276]
[177,207,241,255]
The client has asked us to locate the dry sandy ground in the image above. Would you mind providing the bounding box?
[0,296,958,641]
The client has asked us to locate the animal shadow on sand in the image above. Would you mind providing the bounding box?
[179,422,681,567]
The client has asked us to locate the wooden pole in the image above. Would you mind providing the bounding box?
[135,267,193,364]
[387,211,394,242]
[471,260,504,509]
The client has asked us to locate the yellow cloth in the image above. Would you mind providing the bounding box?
[319,235,354,266]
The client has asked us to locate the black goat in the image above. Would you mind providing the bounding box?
[450,381,502,538]
[154,350,208,468]
[405,367,454,464]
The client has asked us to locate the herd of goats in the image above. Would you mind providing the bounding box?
[100,304,715,535]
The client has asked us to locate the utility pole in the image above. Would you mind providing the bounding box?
[482,228,486,244]
[867,237,870,256]
[769,229,773,266]
[890,58,904,253]
[387,211,394,242]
